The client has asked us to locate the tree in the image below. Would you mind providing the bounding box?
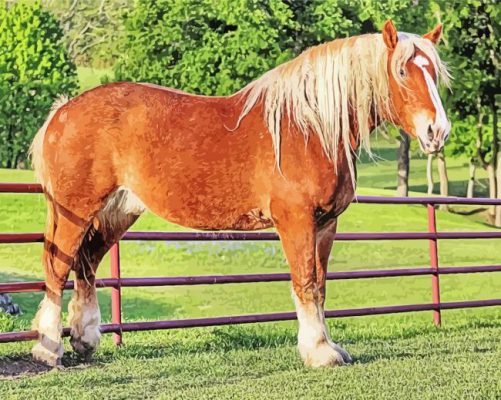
[440,0,499,224]
[396,130,410,197]
[42,0,132,67]
[114,0,300,96]
[0,1,78,168]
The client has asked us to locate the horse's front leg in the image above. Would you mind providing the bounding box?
[273,204,351,367]
[313,218,352,365]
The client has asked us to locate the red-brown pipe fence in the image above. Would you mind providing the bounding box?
[1,182,501,345]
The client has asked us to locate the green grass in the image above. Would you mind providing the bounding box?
[1,320,500,399]
[358,134,491,199]
[0,151,500,399]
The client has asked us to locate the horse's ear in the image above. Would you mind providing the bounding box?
[423,23,443,45]
[382,20,398,50]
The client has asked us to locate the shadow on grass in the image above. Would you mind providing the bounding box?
[408,179,490,198]
[97,315,501,361]
[449,207,487,216]
[0,270,181,327]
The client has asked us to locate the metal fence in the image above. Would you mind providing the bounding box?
[1,182,501,345]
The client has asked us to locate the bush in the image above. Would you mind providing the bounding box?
[114,0,299,96]
[0,1,78,169]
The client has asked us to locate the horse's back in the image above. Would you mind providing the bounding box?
[41,82,276,229]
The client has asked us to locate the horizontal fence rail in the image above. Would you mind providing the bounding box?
[2,299,501,344]
[2,265,501,293]
[4,230,501,244]
[0,182,500,345]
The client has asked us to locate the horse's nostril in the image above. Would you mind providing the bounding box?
[427,125,434,141]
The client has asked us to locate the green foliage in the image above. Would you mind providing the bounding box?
[115,0,298,95]
[0,311,16,332]
[444,113,494,163]
[45,0,132,67]
[0,1,78,168]
[442,0,499,115]
[354,0,433,32]
[440,0,499,161]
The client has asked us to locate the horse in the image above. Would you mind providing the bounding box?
[29,20,450,367]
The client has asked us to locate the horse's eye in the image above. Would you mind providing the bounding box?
[399,69,406,78]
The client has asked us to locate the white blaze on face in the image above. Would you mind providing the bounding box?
[413,55,450,148]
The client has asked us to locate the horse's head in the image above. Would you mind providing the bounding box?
[383,20,450,154]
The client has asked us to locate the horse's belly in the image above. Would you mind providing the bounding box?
[130,177,272,231]
[151,203,273,231]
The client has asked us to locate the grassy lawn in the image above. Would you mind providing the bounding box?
[0,148,500,399]
[1,320,500,399]
[357,134,491,199]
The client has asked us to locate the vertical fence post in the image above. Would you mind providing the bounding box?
[110,242,123,345]
[427,204,441,326]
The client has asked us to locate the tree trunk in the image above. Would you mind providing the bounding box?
[396,130,410,197]
[496,151,501,227]
[487,164,496,220]
[4,124,13,169]
[427,154,434,195]
[437,151,449,211]
[493,100,500,227]
[467,160,476,198]
[489,98,499,223]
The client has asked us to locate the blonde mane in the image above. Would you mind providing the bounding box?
[237,33,450,183]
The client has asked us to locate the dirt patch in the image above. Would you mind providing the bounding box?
[0,357,52,379]
[0,354,99,379]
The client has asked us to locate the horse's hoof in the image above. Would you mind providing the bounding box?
[70,335,97,361]
[300,341,350,368]
[333,343,353,364]
[32,342,63,367]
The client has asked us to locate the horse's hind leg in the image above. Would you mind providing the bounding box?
[32,205,94,366]
[67,228,107,360]
[68,191,142,358]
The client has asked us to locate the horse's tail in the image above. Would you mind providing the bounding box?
[30,95,69,189]
[29,95,69,284]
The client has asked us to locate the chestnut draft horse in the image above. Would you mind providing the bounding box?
[30,20,450,367]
